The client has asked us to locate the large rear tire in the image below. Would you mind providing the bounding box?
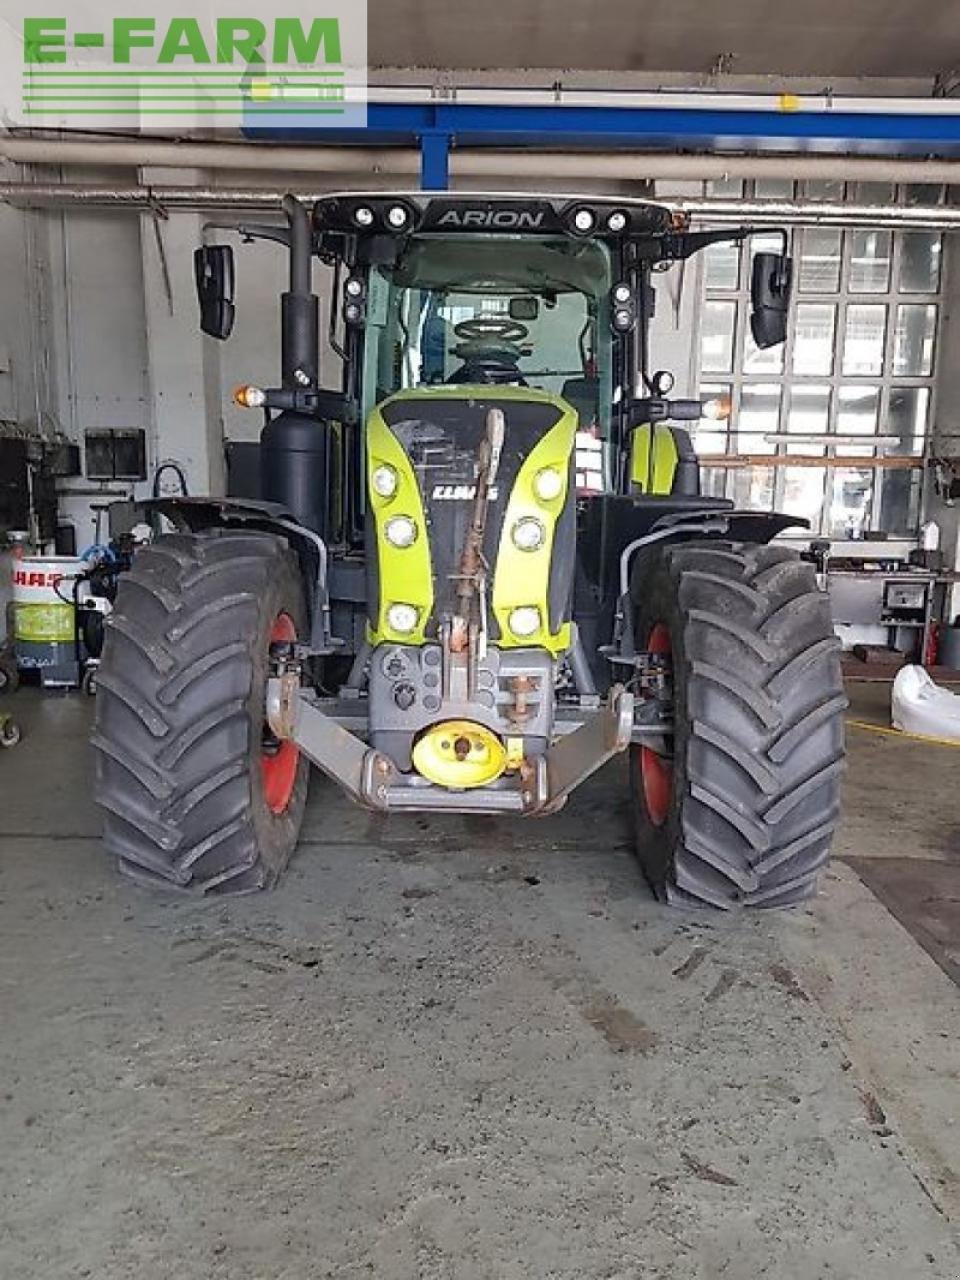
[92,529,310,894]
[629,541,845,909]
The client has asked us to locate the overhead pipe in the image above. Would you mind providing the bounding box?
[0,136,413,175]
[671,198,960,230]
[1,182,959,231]
[0,183,284,209]
[5,135,960,186]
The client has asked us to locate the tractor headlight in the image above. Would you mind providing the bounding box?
[371,464,398,498]
[509,606,541,638]
[386,603,418,634]
[572,208,596,234]
[511,517,546,552]
[386,204,410,229]
[533,467,564,502]
[384,515,418,548]
[607,210,628,233]
[353,205,375,228]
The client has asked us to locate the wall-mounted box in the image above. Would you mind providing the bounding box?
[84,429,147,482]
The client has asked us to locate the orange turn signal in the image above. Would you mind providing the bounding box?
[233,384,266,409]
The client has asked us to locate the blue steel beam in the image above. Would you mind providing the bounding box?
[419,132,451,189]
[245,100,960,160]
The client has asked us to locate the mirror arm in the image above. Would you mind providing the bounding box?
[203,220,292,249]
[240,224,292,248]
[639,226,752,262]
[258,386,359,424]
[648,226,789,263]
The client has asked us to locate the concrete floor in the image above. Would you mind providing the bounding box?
[1,685,958,1279]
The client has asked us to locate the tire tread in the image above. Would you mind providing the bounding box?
[92,529,308,894]
[632,541,846,909]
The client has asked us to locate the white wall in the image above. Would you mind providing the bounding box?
[0,173,154,636]
[0,198,38,428]
[54,207,151,548]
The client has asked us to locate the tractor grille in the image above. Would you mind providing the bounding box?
[379,396,564,637]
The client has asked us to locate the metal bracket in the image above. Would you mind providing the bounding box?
[538,685,634,814]
[266,679,396,809]
[630,694,673,748]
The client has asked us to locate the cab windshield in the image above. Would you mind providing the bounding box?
[361,236,614,443]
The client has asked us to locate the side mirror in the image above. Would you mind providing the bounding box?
[194,245,235,340]
[749,251,792,349]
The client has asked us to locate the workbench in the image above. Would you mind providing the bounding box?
[826,568,960,665]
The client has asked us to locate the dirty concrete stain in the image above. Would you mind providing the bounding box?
[580,996,659,1054]
[704,968,739,1003]
[859,1087,888,1129]
[769,962,810,1002]
[681,1151,739,1187]
[672,946,709,980]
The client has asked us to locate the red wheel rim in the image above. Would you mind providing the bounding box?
[261,613,299,815]
[639,622,673,828]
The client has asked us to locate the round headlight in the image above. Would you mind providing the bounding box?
[386,204,409,229]
[386,603,418,634]
[612,283,632,304]
[344,276,364,298]
[533,467,564,502]
[509,606,541,638]
[371,464,398,498]
[384,515,418,548]
[607,210,628,233]
[353,205,375,228]
[613,307,634,331]
[572,208,596,234]
[511,517,546,552]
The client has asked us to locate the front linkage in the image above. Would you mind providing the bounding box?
[264,658,634,816]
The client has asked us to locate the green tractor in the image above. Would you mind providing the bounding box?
[93,192,844,907]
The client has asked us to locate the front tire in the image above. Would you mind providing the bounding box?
[629,541,846,909]
[92,529,310,894]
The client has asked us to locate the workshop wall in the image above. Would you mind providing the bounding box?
[0,198,36,430]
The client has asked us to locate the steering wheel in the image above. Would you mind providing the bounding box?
[453,317,530,344]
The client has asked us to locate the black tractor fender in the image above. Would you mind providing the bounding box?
[581,496,809,666]
[579,493,805,605]
[110,495,339,654]
[619,507,807,604]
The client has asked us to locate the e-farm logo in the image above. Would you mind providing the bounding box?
[0,2,367,127]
